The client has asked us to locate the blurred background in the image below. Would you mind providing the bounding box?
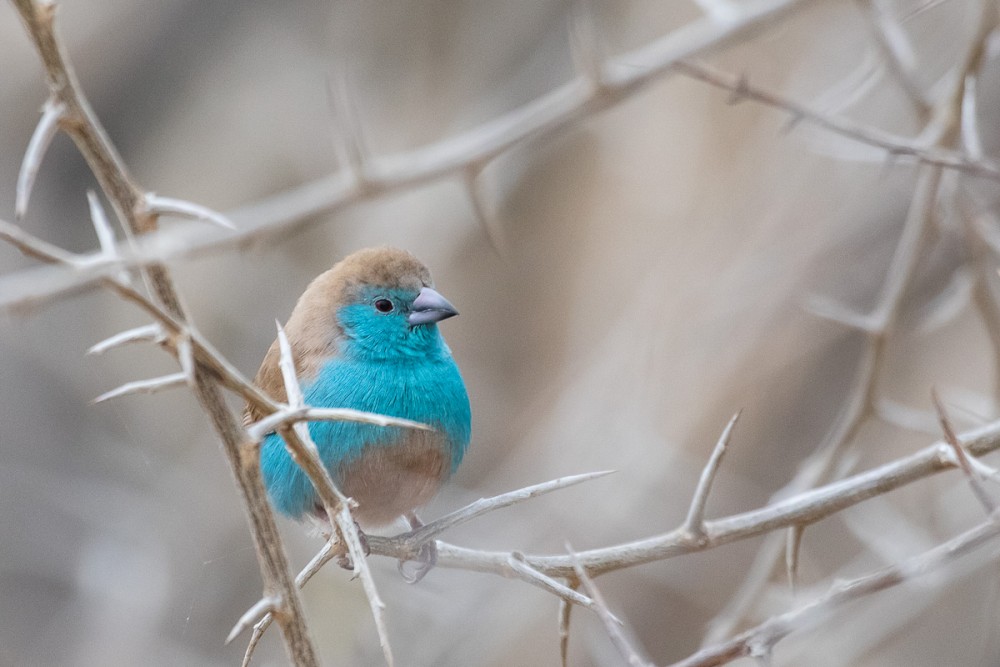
[3,0,1000,665]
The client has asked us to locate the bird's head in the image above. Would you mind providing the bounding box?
[302,247,459,361]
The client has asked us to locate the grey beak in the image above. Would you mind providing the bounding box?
[408,287,458,325]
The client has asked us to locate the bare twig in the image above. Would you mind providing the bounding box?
[785,525,804,592]
[672,61,996,179]
[854,0,932,115]
[397,470,615,549]
[237,324,395,666]
[568,544,653,667]
[358,418,1000,580]
[243,542,339,667]
[558,575,579,667]
[9,2,320,662]
[506,552,616,622]
[706,163,943,644]
[669,511,1000,667]
[336,504,394,666]
[1,0,876,313]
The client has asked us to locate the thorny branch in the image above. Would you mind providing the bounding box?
[9,1,320,663]
[702,0,998,642]
[668,510,1000,667]
[4,0,1000,313]
[7,0,1000,665]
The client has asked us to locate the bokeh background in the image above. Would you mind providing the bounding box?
[3,0,1000,665]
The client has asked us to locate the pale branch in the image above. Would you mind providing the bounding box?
[0,213,277,416]
[505,552,616,622]
[335,504,394,667]
[236,323,397,666]
[240,471,617,662]
[683,411,741,539]
[357,419,1000,580]
[15,97,64,220]
[0,0,860,313]
[707,162,943,644]
[6,48,997,314]
[853,0,932,115]
[568,544,654,667]
[9,1,320,663]
[397,470,615,549]
[671,61,996,179]
[932,389,997,514]
[785,525,804,591]
[668,510,1000,667]
[243,542,338,667]
[959,200,1000,400]
[558,575,580,667]
[0,216,80,265]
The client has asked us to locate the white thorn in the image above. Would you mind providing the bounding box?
[86,190,117,256]
[961,73,983,161]
[275,321,304,408]
[92,372,187,403]
[226,596,280,645]
[145,193,236,230]
[177,335,196,383]
[16,99,65,220]
[88,324,165,355]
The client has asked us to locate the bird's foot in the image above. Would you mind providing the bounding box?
[397,512,436,584]
[398,540,437,583]
[336,520,370,571]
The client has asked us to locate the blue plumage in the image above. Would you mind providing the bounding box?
[251,249,471,530]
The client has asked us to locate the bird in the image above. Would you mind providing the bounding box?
[245,247,471,580]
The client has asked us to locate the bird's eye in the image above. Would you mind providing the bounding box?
[374,299,394,313]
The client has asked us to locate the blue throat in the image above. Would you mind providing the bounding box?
[260,309,471,518]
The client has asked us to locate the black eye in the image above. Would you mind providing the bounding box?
[374,299,394,313]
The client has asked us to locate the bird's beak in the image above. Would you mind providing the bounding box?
[408,287,459,325]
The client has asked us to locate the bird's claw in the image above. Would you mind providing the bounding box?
[398,539,437,584]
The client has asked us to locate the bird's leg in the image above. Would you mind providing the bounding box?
[397,512,437,584]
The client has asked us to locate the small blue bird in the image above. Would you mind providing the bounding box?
[246,247,471,577]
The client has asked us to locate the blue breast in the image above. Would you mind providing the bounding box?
[260,343,471,519]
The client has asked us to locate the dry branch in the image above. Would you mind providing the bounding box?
[9,1,320,663]
[669,511,1000,667]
